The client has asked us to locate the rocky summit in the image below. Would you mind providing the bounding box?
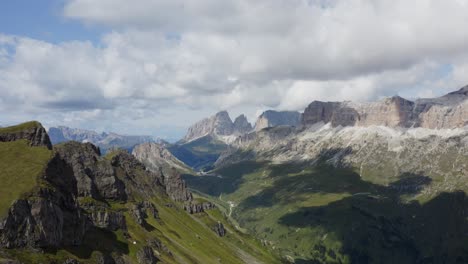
[183,111,253,142]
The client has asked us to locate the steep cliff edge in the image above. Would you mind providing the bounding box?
[0,121,52,149]
[254,111,301,131]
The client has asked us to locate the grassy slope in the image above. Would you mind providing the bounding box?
[0,140,52,217]
[4,196,278,264]
[0,121,41,134]
[183,161,468,263]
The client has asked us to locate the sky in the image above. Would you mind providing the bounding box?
[1,0,468,140]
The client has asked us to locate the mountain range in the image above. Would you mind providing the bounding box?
[0,122,278,263]
[173,85,468,263]
[48,126,161,153]
[1,85,468,263]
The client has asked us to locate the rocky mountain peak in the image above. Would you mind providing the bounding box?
[233,114,253,134]
[183,111,253,142]
[254,110,302,131]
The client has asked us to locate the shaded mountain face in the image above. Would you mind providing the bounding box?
[301,86,468,129]
[0,122,278,264]
[183,111,253,142]
[254,110,301,131]
[48,126,156,153]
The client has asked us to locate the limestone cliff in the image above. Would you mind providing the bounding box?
[254,110,301,131]
[301,86,468,129]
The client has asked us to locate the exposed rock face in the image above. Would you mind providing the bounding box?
[213,222,226,237]
[136,246,158,264]
[48,126,156,153]
[183,111,252,142]
[132,144,194,203]
[109,150,165,198]
[90,210,126,231]
[0,178,88,248]
[132,143,191,175]
[55,142,127,201]
[301,86,468,129]
[254,110,301,131]
[183,202,216,214]
[0,122,52,149]
[233,114,253,134]
[163,168,193,202]
[131,201,158,226]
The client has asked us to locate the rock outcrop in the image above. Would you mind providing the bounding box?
[132,145,193,203]
[131,201,159,226]
[301,86,468,129]
[254,110,301,131]
[0,121,52,149]
[132,142,191,175]
[213,222,226,237]
[163,168,193,202]
[90,210,126,231]
[183,111,253,142]
[183,202,216,214]
[136,246,159,264]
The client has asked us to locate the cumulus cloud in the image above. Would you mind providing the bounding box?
[1,0,468,136]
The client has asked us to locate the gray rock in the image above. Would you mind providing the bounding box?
[55,142,127,201]
[147,238,172,256]
[213,222,226,237]
[233,114,253,134]
[90,210,126,231]
[132,143,191,176]
[183,111,254,142]
[136,246,158,264]
[254,110,301,131]
[131,201,158,226]
[163,168,193,202]
[183,202,216,214]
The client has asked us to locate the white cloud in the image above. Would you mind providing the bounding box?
[2,0,468,136]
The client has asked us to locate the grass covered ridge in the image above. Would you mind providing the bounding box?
[0,139,52,217]
[0,121,42,134]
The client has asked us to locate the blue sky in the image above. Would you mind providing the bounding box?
[1,0,468,139]
[0,0,103,43]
